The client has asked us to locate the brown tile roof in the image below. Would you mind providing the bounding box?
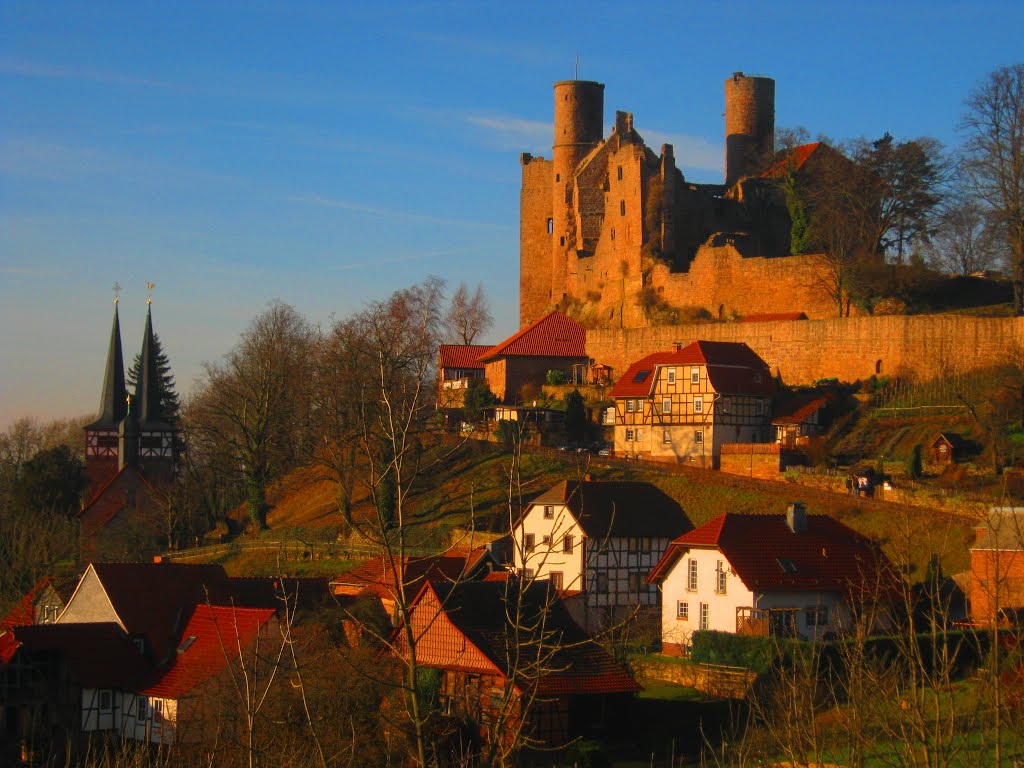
[741,312,808,323]
[609,341,772,399]
[526,480,690,540]
[418,579,638,696]
[7,622,149,688]
[477,312,586,362]
[760,142,824,179]
[647,513,899,600]
[438,344,492,371]
[140,605,276,699]
[331,547,495,601]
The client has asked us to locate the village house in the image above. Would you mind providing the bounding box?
[511,479,690,631]
[394,578,638,753]
[476,311,587,403]
[609,340,774,467]
[436,343,491,411]
[771,393,830,449]
[969,507,1024,626]
[646,503,899,654]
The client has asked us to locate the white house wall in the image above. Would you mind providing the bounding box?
[660,547,754,647]
[513,503,585,592]
[81,689,177,745]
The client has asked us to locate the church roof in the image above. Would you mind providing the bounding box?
[84,304,128,431]
[137,304,171,428]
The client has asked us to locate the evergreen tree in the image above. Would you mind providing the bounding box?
[126,332,180,423]
[565,389,587,443]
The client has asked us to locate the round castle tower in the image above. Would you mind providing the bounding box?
[551,80,604,300]
[724,72,775,186]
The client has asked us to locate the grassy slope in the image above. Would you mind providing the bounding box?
[228,439,975,580]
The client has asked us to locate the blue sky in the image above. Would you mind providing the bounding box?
[2,1,1022,427]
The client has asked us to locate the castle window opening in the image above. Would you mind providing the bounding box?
[610,228,615,241]
[619,200,625,216]
[555,174,560,182]
[546,218,553,234]
[875,359,883,374]
[560,236,565,246]
[617,165,623,181]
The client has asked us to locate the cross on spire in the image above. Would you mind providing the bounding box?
[146,281,155,305]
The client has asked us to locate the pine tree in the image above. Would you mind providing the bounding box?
[126,332,181,424]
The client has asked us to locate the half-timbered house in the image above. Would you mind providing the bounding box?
[512,480,690,630]
[609,340,774,467]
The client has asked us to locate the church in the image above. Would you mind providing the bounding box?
[79,290,179,561]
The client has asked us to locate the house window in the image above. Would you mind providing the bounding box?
[662,397,672,414]
[136,699,147,720]
[525,534,535,553]
[694,397,704,414]
[805,606,829,627]
[563,535,574,554]
[722,398,731,413]
[687,559,698,591]
[716,561,727,594]
[635,428,642,442]
[627,573,642,592]
[543,505,554,519]
[99,691,112,712]
[663,429,671,445]
[694,430,703,444]
[542,535,551,547]
[625,428,634,442]
[756,400,765,416]
[691,368,700,384]
[152,699,163,717]
[667,369,676,384]
[619,200,626,216]
[626,399,634,413]
[595,572,609,593]
[628,537,638,554]
[676,601,689,620]
[700,603,709,630]
[549,571,563,590]
[546,217,553,234]
[521,568,534,579]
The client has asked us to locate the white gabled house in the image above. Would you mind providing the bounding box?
[512,479,691,630]
[646,503,900,654]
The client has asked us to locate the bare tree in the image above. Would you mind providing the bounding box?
[444,281,493,345]
[925,194,1006,276]
[961,64,1024,315]
[189,301,318,529]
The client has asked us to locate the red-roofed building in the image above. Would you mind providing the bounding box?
[609,341,774,467]
[77,466,166,562]
[437,343,492,411]
[647,504,899,654]
[1,576,78,630]
[772,394,830,448]
[476,312,588,403]
[395,579,638,752]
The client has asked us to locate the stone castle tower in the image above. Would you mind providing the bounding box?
[520,72,792,329]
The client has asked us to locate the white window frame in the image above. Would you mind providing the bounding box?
[663,429,671,445]
[662,397,672,414]
[677,601,689,620]
[700,602,709,630]
[543,505,554,519]
[716,560,727,594]
[687,559,698,591]
[694,430,704,445]
[635,428,642,442]
[625,428,634,442]
[694,397,703,414]
[691,368,700,384]
[667,369,676,384]
[626,399,634,413]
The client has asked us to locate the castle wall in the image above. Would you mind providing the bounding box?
[588,315,1024,386]
[520,155,554,326]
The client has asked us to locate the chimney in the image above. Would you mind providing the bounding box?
[672,341,682,352]
[787,502,807,533]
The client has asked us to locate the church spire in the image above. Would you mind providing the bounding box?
[86,288,128,430]
[137,285,165,425]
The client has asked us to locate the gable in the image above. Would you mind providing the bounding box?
[57,567,121,628]
[404,586,498,674]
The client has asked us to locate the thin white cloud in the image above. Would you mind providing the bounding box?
[464,114,552,152]
[0,265,58,278]
[289,193,512,232]
[0,58,186,90]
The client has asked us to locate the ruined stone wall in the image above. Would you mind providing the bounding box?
[520,154,553,326]
[588,315,1024,386]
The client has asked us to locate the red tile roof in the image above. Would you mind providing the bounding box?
[477,312,586,362]
[741,312,808,323]
[526,480,690,539]
[772,395,828,426]
[760,142,823,179]
[438,344,492,371]
[647,513,899,600]
[140,605,276,699]
[413,580,638,696]
[331,547,495,601]
[609,341,773,399]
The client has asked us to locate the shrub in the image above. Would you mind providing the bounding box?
[496,419,519,446]
[907,443,923,479]
[689,630,776,674]
[545,369,567,385]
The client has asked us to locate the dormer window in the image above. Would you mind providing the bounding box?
[777,558,798,575]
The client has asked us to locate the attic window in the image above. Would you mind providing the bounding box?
[632,370,651,384]
[777,558,798,575]
[178,635,197,654]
